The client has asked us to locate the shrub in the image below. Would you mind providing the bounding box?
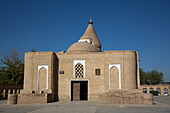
[152,91,158,96]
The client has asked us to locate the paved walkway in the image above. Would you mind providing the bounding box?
[0,96,170,113]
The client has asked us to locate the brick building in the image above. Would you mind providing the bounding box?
[17,20,153,104]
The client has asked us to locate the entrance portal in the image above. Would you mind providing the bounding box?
[71,81,88,101]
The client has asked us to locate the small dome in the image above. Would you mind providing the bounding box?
[67,42,99,53]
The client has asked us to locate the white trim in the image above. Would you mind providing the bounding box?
[37,65,48,90]
[70,79,89,101]
[73,60,85,78]
[109,64,121,89]
[78,39,93,45]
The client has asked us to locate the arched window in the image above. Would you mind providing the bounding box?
[75,63,84,78]
[143,88,147,94]
[164,88,168,95]
[150,88,153,94]
[157,88,161,95]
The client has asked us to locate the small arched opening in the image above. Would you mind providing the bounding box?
[143,88,147,94]
[150,88,153,94]
[157,88,161,95]
[163,88,168,95]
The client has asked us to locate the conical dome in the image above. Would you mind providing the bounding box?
[67,20,102,53]
[79,20,101,50]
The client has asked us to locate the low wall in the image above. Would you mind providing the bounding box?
[140,85,170,95]
[0,84,23,99]
[17,93,54,104]
[104,90,153,104]
[90,89,153,105]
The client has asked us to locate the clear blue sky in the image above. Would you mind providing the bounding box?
[0,0,170,81]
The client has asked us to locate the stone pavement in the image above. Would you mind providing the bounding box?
[0,96,170,113]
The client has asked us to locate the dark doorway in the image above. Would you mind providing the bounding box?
[71,81,88,101]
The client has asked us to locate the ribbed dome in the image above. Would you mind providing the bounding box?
[67,42,99,53]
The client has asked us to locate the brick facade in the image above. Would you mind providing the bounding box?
[15,21,153,104]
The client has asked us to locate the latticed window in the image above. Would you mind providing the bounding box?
[75,63,84,78]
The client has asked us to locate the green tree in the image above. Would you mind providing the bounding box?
[140,68,147,85]
[140,68,164,85]
[146,69,164,85]
[0,48,24,84]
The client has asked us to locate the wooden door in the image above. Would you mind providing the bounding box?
[73,82,80,101]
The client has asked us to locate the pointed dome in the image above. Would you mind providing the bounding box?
[80,20,101,50]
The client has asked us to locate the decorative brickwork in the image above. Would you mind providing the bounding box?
[140,85,170,95]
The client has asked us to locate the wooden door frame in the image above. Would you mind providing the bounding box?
[70,79,89,101]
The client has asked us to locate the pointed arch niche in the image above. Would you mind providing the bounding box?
[73,60,85,78]
[109,64,121,89]
[37,65,48,90]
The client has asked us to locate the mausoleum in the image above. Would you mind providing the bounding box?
[17,20,153,104]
